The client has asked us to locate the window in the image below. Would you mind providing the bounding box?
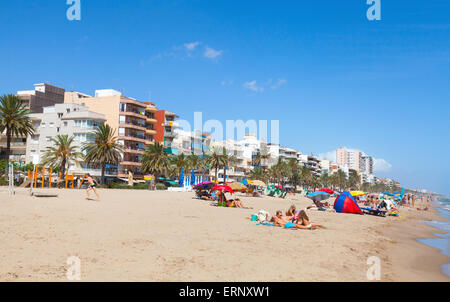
[49,123,54,128]
[58,113,63,118]
[41,123,46,128]
[64,122,68,126]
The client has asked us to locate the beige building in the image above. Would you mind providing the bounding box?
[65,89,158,179]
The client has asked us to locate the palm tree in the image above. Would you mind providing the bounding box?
[0,94,34,178]
[186,154,202,171]
[40,135,83,181]
[172,153,188,178]
[320,172,330,188]
[221,148,239,184]
[335,169,347,191]
[141,142,170,182]
[249,167,269,183]
[348,169,361,190]
[83,124,124,184]
[207,147,225,183]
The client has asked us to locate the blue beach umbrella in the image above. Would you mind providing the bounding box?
[178,168,184,187]
[241,176,249,186]
[190,169,195,186]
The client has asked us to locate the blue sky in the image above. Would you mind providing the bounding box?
[1,0,449,195]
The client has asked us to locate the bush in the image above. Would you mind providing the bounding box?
[156,183,167,190]
[0,178,8,186]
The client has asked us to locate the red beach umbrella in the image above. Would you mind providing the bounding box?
[212,185,234,194]
[319,188,334,195]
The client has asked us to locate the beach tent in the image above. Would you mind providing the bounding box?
[334,191,363,215]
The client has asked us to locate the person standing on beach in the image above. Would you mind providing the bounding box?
[86,174,100,201]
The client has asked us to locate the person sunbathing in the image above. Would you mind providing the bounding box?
[285,205,297,219]
[417,207,429,211]
[226,198,244,208]
[292,210,325,230]
[270,211,289,227]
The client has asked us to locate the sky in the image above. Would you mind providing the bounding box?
[0,0,449,195]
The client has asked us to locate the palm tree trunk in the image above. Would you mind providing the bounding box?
[4,129,11,180]
[223,166,227,184]
[215,167,218,183]
[101,163,106,185]
[61,158,66,182]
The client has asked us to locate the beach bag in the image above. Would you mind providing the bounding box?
[257,210,270,222]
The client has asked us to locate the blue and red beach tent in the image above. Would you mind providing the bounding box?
[334,191,364,215]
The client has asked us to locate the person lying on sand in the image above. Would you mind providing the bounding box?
[271,211,290,227]
[292,210,325,230]
[417,207,429,211]
[226,198,244,208]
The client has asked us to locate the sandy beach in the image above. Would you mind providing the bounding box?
[0,188,448,282]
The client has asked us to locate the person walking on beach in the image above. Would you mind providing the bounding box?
[86,174,100,201]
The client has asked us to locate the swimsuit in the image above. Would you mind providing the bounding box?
[284,222,296,229]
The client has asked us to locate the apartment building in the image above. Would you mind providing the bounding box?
[173,129,212,156]
[25,103,106,176]
[154,110,179,155]
[336,147,374,175]
[65,89,158,178]
[1,83,67,164]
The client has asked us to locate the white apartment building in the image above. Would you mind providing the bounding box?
[26,103,106,176]
[172,129,212,156]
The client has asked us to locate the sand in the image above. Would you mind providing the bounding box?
[0,188,448,282]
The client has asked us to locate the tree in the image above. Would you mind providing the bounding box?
[320,172,330,188]
[40,135,83,181]
[206,147,225,183]
[0,94,34,178]
[141,142,170,182]
[335,169,347,191]
[220,148,239,184]
[348,169,361,190]
[83,124,124,184]
[249,167,269,183]
[172,153,188,178]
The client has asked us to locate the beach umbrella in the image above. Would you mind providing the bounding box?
[229,182,247,191]
[212,185,234,194]
[351,191,366,197]
[306,191,331,202]
[250,180,266,187]
[319,188,334,195]
[190,169,195,186]
[241,177,249,186]
[193,181,215,190]
[178,168,184,187]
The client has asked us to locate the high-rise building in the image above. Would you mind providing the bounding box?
[336,147,373,174]
[65,89,158,178]
[26,103,106,176]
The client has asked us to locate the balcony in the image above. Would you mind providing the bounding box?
[164,121,178,128]
[146,129,157,135]
[145,106,158,113]
[146,117,158,124]
[164,131,176,138]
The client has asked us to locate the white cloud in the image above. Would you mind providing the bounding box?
[243,80,264,92]
[318,150,337,162]
[271,78,287,90]
[204,47,223,59]
[184,41,200,51]
[373,158,392,173]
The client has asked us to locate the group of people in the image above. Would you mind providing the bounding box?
[198,189,245,208]
[270,205,325,230]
